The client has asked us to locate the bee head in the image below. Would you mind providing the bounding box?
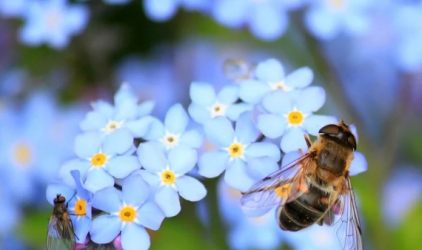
[53,194,66,204]
[319,122,357,150]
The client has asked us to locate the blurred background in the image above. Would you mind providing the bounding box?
[1,0,422,249]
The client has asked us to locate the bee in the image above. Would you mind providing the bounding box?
[47,194,76,250]
[241,121,363,250]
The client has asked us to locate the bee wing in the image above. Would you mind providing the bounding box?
[240,153,314,217]
[332,177,363,250]
[47,215,76,250]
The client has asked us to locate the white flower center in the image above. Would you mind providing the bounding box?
[208,102,227,118]
[160,131,180,149]
[269,80,292,91]
[102,120,124,134]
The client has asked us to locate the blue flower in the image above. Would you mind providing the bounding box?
[137,142,207,217]
[143,103,203,150]
[68,131,140,193]
[143,0,209,22]
[286,224,340,250]
[0,178,21,238]
[188,82,253,125]
[198,112,280,191]
[239,58,314,104]
[80,84,155,140]
[103,0,132,4]
[257,87,337,152]
[90,175,164,250]
[0,0,26,18]
[18,0,89,48]
[304,0,371,40]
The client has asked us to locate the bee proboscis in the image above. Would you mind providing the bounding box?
[241,121,363,250]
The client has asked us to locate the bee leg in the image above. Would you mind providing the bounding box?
[304,134,312,148]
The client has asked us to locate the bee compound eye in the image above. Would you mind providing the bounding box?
[348,135,357,150]
[319,124,340,135]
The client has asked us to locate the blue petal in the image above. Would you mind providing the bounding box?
[235,111,258,144]
[46,182,75,206]
[179,129,203,148]
[121,223,150,250]
[143,0,177,22]
[203,117,234,147]
[188,103,211,125]
[245,142,281,162]
[226,103,254,121]
[92,186,122,213]
[136,201,165,230]
[107,156,140,179]
[92,100,114,118]
[70,170,91,202]
[137,100,155,117]
[85,168,114,193]
[305,8,339,40]
[190,82,216,106]
[176,176,207,201]
[280,127,308,153]
[139,170,161,189]
[349,152,367,176]
[125,116,155,138]
[165,103,188,134]
[296,87,326,113]
[137,142,167,172]
[154,186,181,217]
[246,157,279,181]
[80,111,107,131]
[59,159,89,189]
[238,79,270,104]
[198,150,229,178]
[255,58,285,82]
[123,175,150,207]
[103,128,133,155]
[349,124,359,142]
[224,160,255,192]
[90,215,121,244]
[281,150,302,168]
[257,114,287,138]
[249,3,287,40]
[114,84,137,105]
[114,99,138,121]
[73,216,91,244]
[217,84,239,104]
[304,115,338,136]
[142,117,165,141]
[285,67,314,89]
[74,132,101,159]
[261,91,293,114]
[168,146,197,175]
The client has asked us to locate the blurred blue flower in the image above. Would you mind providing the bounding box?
[104,0,132,4]
[137,142,206,217]
[0,0,26,17]
[143,0,210,22]
[18,0,89,48]
[90,175,164,250]
[69,131,140,193]
[0,177,21,238]
[198,112,280,191]
[286,224,340,250]
[0,68,28,98]
[239,58,314,104]
[305,0,372,40]
[188,82,253,125]
[257,87,337,152]
[80,84,155,140]
[143,103,203,150]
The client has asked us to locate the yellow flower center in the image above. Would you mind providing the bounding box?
[74,199,87,216]
[329,0,344,9]
[228,143,244,158]
[103,120,122,133]
[275,184,291,198]
[91,153,107,167]
[287,111,304,125]
[13,143,32,167]
[270,81,291,91]
[209,102,227,118]
[161,170,176,185]
[119,206,137,223]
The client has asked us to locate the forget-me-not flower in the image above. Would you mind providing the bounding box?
[0,0,26,18]
[137,142,207,217]
[90,175,164,250]
[143,0,209,22]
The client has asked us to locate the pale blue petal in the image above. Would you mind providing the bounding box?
[281,150,302,168]
[90,215,121,244]
[296,87,326,113]
[176,176,207,201]
[179,129,203,148]
[70,170,90,202]
[139,170,160,189]
[238,79,270,104]
[235,111,258,144]
[143,0,177,22]
[114,84,137,105]
[304,115,338,136]
[198,150,229,178]
[137,142,167,172]
[123,175,150,206]
[246,157,279,181]
[107,156,141,179]
[217,84,239,104]
[349,124,359,142]
[155,187,181,217]
[80,111,107,131]
[285,67,314,89]
[261,91,293,114]
[255,58,285,82]
[226,103,254,122]
[257,114,287,138]
[125,116,155,138]
[92,186,121,213]
[203,117,234,147]
[136,201,165,230]
[190,82,216,106]
[165,103,188,134]
[168,146,197,175]
[85,168,114,193]
[188,103,210,125]
[103,128,133,155]
[305,8,339,40]
[46,182,75,206]
[245,142,281,162]
[74,216,91,244]
[59,159,89,189]
[114,99,138,121]
[137,100,155,117]
[349,152,367,176]
[224,160,255,192]
[142,117,165,141]
[92,100,114,118]
[249,3,287,40]
[280,127,308,153]
[74,132,101,159]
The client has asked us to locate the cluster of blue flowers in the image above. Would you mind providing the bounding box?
[46,57,367,249]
